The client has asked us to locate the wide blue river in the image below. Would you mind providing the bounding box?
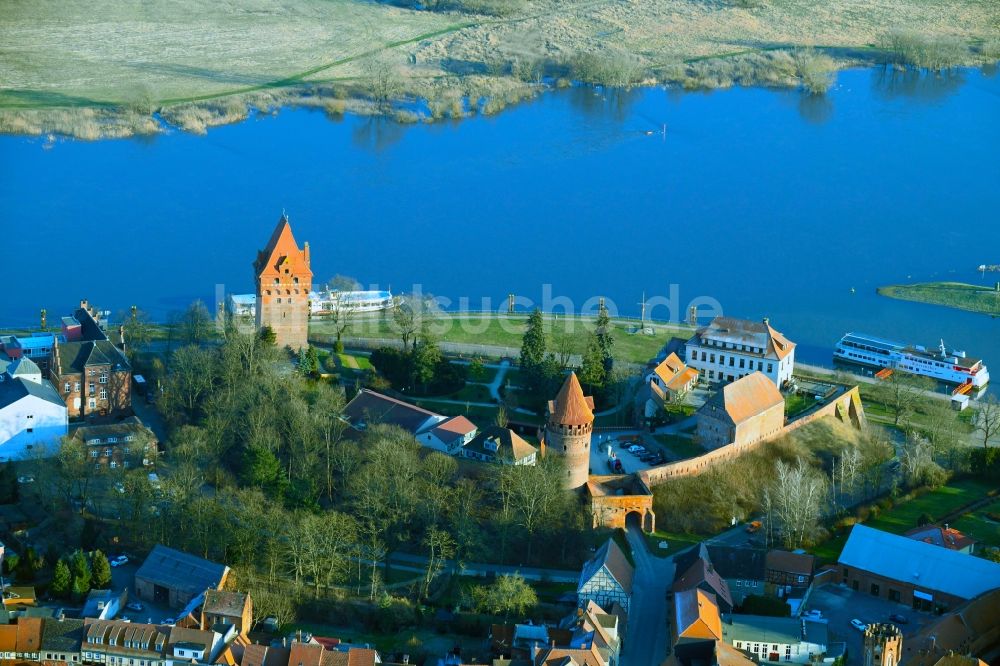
[2,66,999,366]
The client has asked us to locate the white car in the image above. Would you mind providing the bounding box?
[17,475,34,484]
[110,555,129,567]
[114,482,126,494]
[802,610,823,619]
[850,619,867,632]
[627,445,645,454]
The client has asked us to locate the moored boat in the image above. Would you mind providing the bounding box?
[834,332,990,388]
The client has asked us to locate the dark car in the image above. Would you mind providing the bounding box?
[889,613,909,624]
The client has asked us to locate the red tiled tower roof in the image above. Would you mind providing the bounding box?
[254,215,312,280]
[548,372,595,427]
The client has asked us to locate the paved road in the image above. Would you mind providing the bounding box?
[622,526,674,666]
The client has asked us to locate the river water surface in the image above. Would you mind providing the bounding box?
[2,66,999,366]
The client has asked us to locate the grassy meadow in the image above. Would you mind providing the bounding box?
[310,312,688,365]
[2,0,999,138]
[878,281,1000,316]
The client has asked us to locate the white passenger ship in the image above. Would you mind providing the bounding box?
[834,333,990,388]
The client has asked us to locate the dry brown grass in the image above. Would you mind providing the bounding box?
[2,0,997,138]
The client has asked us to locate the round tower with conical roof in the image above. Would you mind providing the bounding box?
[544,372,594,490]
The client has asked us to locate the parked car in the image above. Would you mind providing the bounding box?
[888,613,909,625]
[110,555,129,567]
[126,602,144,612]
[17,476,34,484]
[802,610,823,620]
[850,619,868,632]
[114,482,126,494]
[162,617,177,626]
[746,520,762,533]
[627,445,645,454]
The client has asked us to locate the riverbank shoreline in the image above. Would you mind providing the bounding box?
[878,282,1000,317]
[2,0,998,140]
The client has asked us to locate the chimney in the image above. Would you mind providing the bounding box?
[763,317,770,325]
[303,241,310,268]
[944,524,949,531]
[81,299,89,311]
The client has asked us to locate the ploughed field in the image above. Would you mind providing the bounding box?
[2,0,998,138]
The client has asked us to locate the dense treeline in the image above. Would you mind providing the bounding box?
[31,320,594,626]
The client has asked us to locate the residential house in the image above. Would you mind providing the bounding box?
[685,317,795,388]
[0,333,57,372]
[641,353,699,419]
[240,639,380,666]
[671,588,723,666]
[722,615,828,664]
[672,544,734,614]
[0,356,68,460]
[532,644,607,666]
[564,601,622,666]
[14,616,43,661]
[49,302,132,420]
[71,416,158,470]
[705,545,767,606]
[81,618,234,666]
[838,524,1000,611]
[766,551,815,592]
[577,539,634,615]
[134,545,230,610]
[462,426,538,465]
[200,590,252,638]
[40,616,86,664]
[696,372,785,451]
[343,389,478,455]
[417,415,478,454]
[904,523,976,554]
[81,589,127,621]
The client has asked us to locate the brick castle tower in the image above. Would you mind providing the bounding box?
[254,215,312,350]
[864,624,902,666]
[544,372,595,490]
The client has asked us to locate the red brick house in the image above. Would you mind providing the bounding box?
[49,302,131,420]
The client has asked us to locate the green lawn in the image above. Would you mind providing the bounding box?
[949,498,1000,549]
[784,392,816,418]
[312,313,691,365]
[812,478,999,562]
[878,282,1000,316]
[337,353,373,371]
[447,383,494,403]
[653,434,704,461]
[867,478,997,535]
[644,529,704,557]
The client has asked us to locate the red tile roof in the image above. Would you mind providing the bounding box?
[254,216,312,281]
[548,373,595,427]
[904,524,976,551]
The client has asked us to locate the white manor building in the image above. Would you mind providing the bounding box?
[685,316,796,389]
[0,357,68,460]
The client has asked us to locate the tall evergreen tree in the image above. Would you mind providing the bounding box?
[579,335,607,390]
[594,305,615,372]
[519,309,547,391]
[50,559,71,598]
[91,550,112,589]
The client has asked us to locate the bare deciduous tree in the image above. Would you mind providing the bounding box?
[973,395,1000,448]
[766,457,827,549]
